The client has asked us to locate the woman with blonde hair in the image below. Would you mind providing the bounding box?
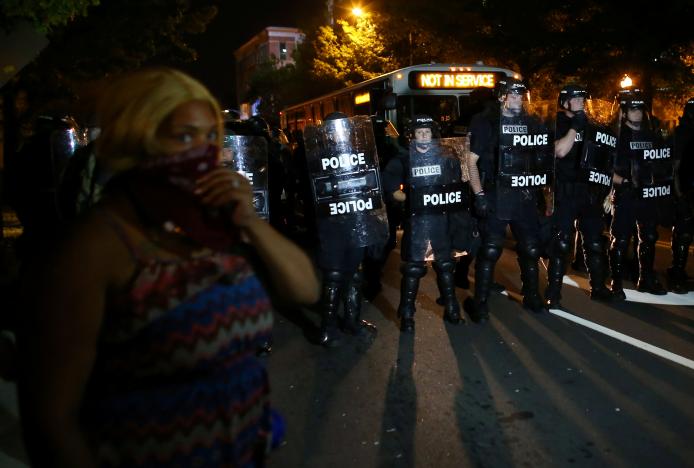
[18,68,319,467]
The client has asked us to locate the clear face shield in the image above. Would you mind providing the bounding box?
[413,127,433,151]
[502,91,527,117]
[566,96,586,113]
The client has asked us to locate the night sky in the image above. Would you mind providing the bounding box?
[183,0,325,108]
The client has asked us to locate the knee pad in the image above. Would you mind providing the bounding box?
[433,260,455,274]
[550,231,572,256]
[610,236,629,252]
[583,236,605,255]
[673,229,693,246]
[478,242,503,262]
[323,269,347,286]
[350,269,363,285]
[638,224,658,244]
[400,262,427,278]
[518,242,541,261]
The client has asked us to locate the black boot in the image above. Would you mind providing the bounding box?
[544,232,571,309]
[397,263,427,333]
[668,231,691,294]
[342,270,377,337]
[637,240,667,295]
[318,270,344,347]
[433,260,464,324]
[468,299,490,323]
[609,240,628,301]
[469,246,498,323]
[519,245,547,314]
[544,255,564,309]
[585,238,613,302]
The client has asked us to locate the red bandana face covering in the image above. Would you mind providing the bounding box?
[124,144,238,251]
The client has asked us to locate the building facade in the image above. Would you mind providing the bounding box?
[234,26,304,110]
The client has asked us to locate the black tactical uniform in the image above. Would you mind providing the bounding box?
[468,78,553,321]
[667,98,694,293]
[610,90,674,297]
[544,85,614,308]
[382,115,470,332]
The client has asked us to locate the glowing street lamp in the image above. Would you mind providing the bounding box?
[351,6,365,17]
[620,74,633,89]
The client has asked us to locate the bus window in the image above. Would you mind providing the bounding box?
[454,88,496,135]
[397,95,459,136]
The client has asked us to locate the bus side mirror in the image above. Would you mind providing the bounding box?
[381,93,397,111]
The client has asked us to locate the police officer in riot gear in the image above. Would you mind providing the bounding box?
[383,115,468,333]
[668,97,694,293]
[610,89,674,297]
[247,115,287,230]
[304,112,387,346]
[544,85,614,307]
[467,78,553,320]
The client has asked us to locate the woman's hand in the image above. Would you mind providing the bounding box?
[195,168,260,228]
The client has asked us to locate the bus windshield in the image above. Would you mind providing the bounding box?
[397,95,459,136]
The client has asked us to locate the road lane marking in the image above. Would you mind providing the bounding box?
[548,308,694,371]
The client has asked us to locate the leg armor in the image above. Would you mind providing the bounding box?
[397,262,427,333]
[433,260,463,324]
[518,242,547,313]
[584,235,613,301]
[342,270,377,336]
[609,236,629,300]
[319,270,346,347]
[545,231,572,308]
[669,228,692,294]
[636,224,666,295]
[471,241,503,322]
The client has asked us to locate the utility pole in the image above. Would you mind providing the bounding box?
[327,0,334,25]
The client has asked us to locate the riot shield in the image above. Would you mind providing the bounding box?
[404,137,468,261]
[580,99,617,196]
[50,116,83,181]
[303,115,388,249]
[497,100,555,219]
[633,140,674,200]
[221,135,270,220]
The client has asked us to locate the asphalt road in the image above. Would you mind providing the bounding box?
[0,230,692,467]
[266,237,694,468]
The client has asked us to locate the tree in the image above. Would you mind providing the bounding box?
[7,0,218,116]
[311,16,399,86]
[0,0,99,32]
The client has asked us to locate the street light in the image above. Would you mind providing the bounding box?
[620,74,633,89]
[351,6,364,17]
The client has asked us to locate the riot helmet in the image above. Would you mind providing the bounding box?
[247,115,271,138]
[618,88,648,129]
[496,77,527,116]
[407,114,439,151]
[558,84,587,111]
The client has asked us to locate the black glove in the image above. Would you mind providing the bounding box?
[570,111,588,132]
[474,192,490,218]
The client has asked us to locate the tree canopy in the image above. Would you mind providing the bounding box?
[0,0,99,32]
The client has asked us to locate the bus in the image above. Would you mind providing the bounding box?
[280,62,522,136]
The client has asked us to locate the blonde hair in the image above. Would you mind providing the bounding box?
[95,67,223,173]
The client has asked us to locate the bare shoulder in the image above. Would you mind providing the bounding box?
[51,204,138,289]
